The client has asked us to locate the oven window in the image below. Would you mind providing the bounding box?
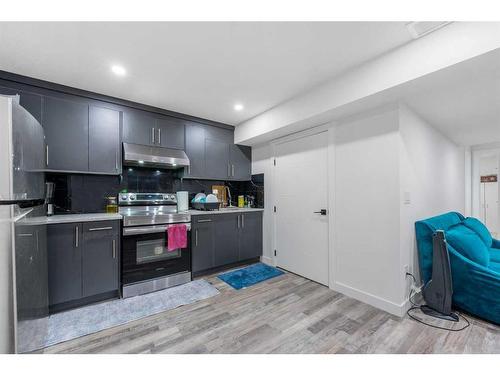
[136,238,181,264]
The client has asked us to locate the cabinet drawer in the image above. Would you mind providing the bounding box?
[83,220,119,237]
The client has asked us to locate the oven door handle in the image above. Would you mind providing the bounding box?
[123,223,191,236]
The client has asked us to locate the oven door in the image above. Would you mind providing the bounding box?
[122,223,191,285]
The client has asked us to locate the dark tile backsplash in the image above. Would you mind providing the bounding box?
[47,168,264,214]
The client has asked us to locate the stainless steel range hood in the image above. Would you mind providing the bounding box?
[123,142,190,169]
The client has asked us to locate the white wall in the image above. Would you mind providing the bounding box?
[251,104,466,316]
[398,105,465,303]
[332,108,403,314]
[251,144,274,264]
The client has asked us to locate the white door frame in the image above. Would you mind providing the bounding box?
[269,122,336,288]
[471,146,500,223]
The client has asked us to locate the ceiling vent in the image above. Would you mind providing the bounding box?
[406,22,452,39]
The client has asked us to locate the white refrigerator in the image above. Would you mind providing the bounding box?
[0,95,48,353]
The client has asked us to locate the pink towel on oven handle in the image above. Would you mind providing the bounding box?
[167,224,187,251]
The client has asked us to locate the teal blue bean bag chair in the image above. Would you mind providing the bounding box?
[415,212,500,325]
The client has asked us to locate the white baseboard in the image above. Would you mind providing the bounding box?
[331,281,408,317]
[260,255,274,266]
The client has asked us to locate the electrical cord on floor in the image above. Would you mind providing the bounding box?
[405,272,470,332]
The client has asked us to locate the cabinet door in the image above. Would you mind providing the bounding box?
[43,96,89,172]
[15,225,49,320]
[206,139,230,180]
[214,214,239,267]
[156,116,185,149]
[89,106,121,174]
[229,144,251,180]
[82,221,119,297]
[239,213,263,260]
[47,223,83,305]
[184,122,206,178]
[123,110,155,146]
[192,217,215,273]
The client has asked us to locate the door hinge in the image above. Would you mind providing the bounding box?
[274,250,277,257]
[273,206,276,213]
[273,158,276,166]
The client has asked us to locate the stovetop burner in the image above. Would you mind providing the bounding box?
[119,192,190,227]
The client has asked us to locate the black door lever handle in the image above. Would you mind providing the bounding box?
[314,209,327,215]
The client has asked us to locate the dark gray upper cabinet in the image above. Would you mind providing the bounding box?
[184,122,206,178]
[47,223,83,306]
[239,212,263,260]
[43,96,89,172]
[205,138,230,180]
[122,110,156,146]
[155,116,185,149]
[82,221,119,297]
[213,214,239,267]
[230,144,252,180]
[89,106,121,174]
[192,216,215,273]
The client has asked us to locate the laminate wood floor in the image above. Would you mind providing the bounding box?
[41,268,500,354]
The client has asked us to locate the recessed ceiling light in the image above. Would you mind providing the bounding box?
[138,160,144,164]
[234,103,244,111]
[111,65,126,76]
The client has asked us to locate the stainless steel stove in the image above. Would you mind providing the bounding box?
[119,192,192,298]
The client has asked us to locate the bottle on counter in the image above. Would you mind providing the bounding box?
[106,196,118,213]
[238,195,245,208]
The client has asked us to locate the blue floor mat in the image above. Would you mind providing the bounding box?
[218,263,285,290]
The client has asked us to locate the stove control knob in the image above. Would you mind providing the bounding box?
[170,194,175,200]
[129,195,135,200]
[120,194,128,200]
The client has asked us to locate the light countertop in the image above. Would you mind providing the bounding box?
[188,208,264,216]
[18,213,122,225]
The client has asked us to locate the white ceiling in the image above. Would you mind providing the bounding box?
[0,22,413,125]
[402,48,500,146]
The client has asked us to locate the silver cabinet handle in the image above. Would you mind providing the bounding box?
[195,229,198,246]
[227,163,230,177]
[115,150,118,171]
[237,215,240,229]
[197,219,212,223]
[89,226,113,231]
[17,233,33,237]
[232,164,235,177]
[46,145,49,166]
[112,239,116,259]
[75,225,79,247]
[242,214,244,228]
[151,127,155,144]
[158,128,161,144]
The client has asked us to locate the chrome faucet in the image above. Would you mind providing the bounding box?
[225,186,234,207]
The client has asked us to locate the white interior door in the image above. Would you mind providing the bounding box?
[274,131,329,285]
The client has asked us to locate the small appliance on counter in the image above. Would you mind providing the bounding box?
[45,182,55,216]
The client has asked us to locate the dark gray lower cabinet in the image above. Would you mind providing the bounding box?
[213,214,239,267]
[239,213,263,260]
[82,221,120,297]
[192,217,215,273]
[47,220,120,309]
[191,212,263,274]
[47,223,83,306]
